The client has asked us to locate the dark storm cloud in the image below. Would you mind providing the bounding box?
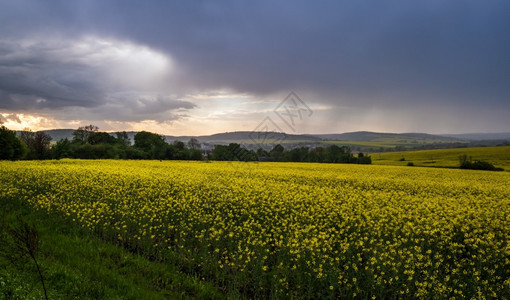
[0,40,105,110]
[84,94,196,123]
[0,0,509,129]
[72,0,510,106]
[0,34,194,121]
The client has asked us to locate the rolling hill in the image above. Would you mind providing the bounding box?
[39,129,460,143]
[24,129,509,151]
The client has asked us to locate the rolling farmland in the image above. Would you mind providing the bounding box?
[372,145,510,170]
[1,160,509,298]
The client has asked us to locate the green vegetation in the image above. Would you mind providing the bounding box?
[322,133,465,152]
[0,192,221,299]
[372,145,510,171]
[459,154,504,171]
[0,126,26,160]
[324,138,459,149]
[1,160,509,298]
[1,125,371,164]
[255,144,371,164]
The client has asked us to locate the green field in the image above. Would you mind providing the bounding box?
[324,136,463,150]
[372,145,510,171]
[325,140,400,149]
[194,131,465,150]
[0,191,221,299]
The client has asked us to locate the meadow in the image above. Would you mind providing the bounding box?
[1,160,509,298]
[372,145,510,170]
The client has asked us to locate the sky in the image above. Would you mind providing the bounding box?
[0,1,509,135]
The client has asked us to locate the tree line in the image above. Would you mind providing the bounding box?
[0,125,371,164]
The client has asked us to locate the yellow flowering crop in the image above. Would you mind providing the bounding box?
[0,159,508,298]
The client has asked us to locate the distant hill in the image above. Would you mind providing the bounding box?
[165,131,322,144]
[35,129,317,144]
[26,129,509,151]
[315,131,457,142]
[439,132,510,140]
[19,129,75,141]
[33,129,466,143]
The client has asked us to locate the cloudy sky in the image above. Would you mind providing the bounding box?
[0,1,509,135]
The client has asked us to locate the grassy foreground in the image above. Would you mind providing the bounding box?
[1,160,509,298]
[0,188,220,299]
[372,145,510,170]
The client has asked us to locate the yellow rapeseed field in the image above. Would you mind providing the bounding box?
[1,160,509,298]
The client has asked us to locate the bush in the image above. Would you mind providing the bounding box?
[407,162,414,166]
[460,159,503,171]
[357,154,372,164]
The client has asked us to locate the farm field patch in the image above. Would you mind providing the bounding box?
[372,145,510,170]
[1,160,509,298]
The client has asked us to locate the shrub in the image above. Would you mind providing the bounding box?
[357,155,372,164]
[460,159,503,171]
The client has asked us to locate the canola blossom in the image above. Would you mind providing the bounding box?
[1,160,509,298]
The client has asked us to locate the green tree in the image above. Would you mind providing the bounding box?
[212,145,231,161]
[32,132,52,159]
[0,126,25,160]
[52,138,73,159]
[326,145,352,163]
[116,131,131,146]
[309,147,326,162]
[74,144,116,159]
[134,131,168,159]
[19,129,52,159]
[19,129,34,147]
[256,148,269,158]
[286,147,309,162]
[87,132,117,145]
[356,152,372,164]
[171,140,189,160]
[227,143,257,161]
[189,149,203,161]
[269,144,285,161]
[187,138,201,150]
[73,124,98,143]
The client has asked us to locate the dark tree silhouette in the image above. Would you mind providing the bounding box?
[73,124,99,143]
[0,126,25,160]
